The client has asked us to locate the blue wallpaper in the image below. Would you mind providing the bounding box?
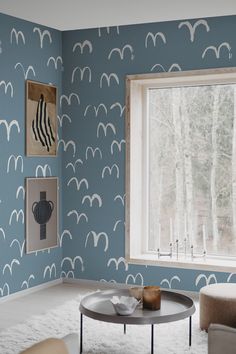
[61,16,236,291]
[0,13,62,296]
[1,12,236,298]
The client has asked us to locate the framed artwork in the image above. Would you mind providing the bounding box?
[26,80,57,156]
[26,177,58,253]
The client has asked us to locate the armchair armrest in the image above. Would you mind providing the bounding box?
[62,333,79,354]
[208,324,236,354]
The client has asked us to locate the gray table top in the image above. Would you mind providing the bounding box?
[79,288,196,325]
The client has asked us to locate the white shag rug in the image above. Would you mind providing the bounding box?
[0,295,207,354]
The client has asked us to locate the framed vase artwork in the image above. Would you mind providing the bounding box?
[26,80,57,156]
[26,177,58,253]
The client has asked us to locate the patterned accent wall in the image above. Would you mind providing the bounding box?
[61,16,236,291]
[1,12,236,298]
[0,13,62,297]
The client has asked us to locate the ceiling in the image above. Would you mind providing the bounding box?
[0,0,236,31]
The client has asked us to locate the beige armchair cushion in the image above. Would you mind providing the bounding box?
[208,324,236,354]
[20,338,68,354]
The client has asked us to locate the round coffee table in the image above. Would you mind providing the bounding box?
[79,288,195,353]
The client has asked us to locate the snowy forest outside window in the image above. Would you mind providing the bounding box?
[126,68,236,269]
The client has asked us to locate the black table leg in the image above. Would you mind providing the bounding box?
[124,324,126,334]
[151,324,154,354]
[189,316,192,347]
[80,313,83,354]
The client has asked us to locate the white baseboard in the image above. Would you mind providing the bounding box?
[62,278,199,299]
[0,278,62,303]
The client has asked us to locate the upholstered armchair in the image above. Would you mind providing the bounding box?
[208,324,236,354]
[20,333,79,354]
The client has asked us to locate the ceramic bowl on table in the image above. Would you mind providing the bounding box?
[110,296,139,315]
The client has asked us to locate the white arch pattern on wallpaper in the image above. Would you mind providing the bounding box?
[0,13,235,298]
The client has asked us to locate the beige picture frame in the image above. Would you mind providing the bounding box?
[26,80,57,156]
[26,177,58,253]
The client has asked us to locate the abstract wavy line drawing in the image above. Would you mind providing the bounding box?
[57,139,76,157]
[10,239,25,258]
[111,139,125,154]
[3,259,20,275]
[73,40,93,54]
[110,102,126,117]
[107,257,128,271]
[9,209,24,225]
[33,27,52,48]
[67,177,89,191]
[67,210,88,224]
[47,56,63,69]
[33,93,56,155]
[85,231,109,252]
[14,62,36,79]
[108,44,134,60]
[202,42,232,59]
[100,73,119,88]
[61,256,84,272]
[97,122,116,137]
[145,32,166,48]
[57,114,72,127]
[151,63,182,72]
[35,164,52,177]
[21,274,35,289]
[160,276,181,289]
[125,273,144,286]
[7,155,23,173]
[102,164,119,179]
[195,273,217,287]
[10,28,25,45]
[178,19,210,42]
[60,93,80,107]
[71,66,92,83]
[0,120,20,141]
[59,230,73,246]
[43,264,56,279]
[0,81,14,97]
[82,194,102,207]
[85,146,102,159]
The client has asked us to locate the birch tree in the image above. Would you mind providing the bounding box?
[211,86,220,246]
[232,86,236,238]
[181,88,194,246]
[172,88,184,243]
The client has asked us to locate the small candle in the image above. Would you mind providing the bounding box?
[202,225,207,252]
[169,218,173,244]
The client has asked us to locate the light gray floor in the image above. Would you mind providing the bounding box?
[0,281,198,331]
[0,281,112,330]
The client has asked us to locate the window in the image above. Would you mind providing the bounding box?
[125,68,236,271]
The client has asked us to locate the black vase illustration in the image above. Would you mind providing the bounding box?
[32,191,54,240]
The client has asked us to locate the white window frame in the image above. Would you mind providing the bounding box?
[125,67,236,272]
